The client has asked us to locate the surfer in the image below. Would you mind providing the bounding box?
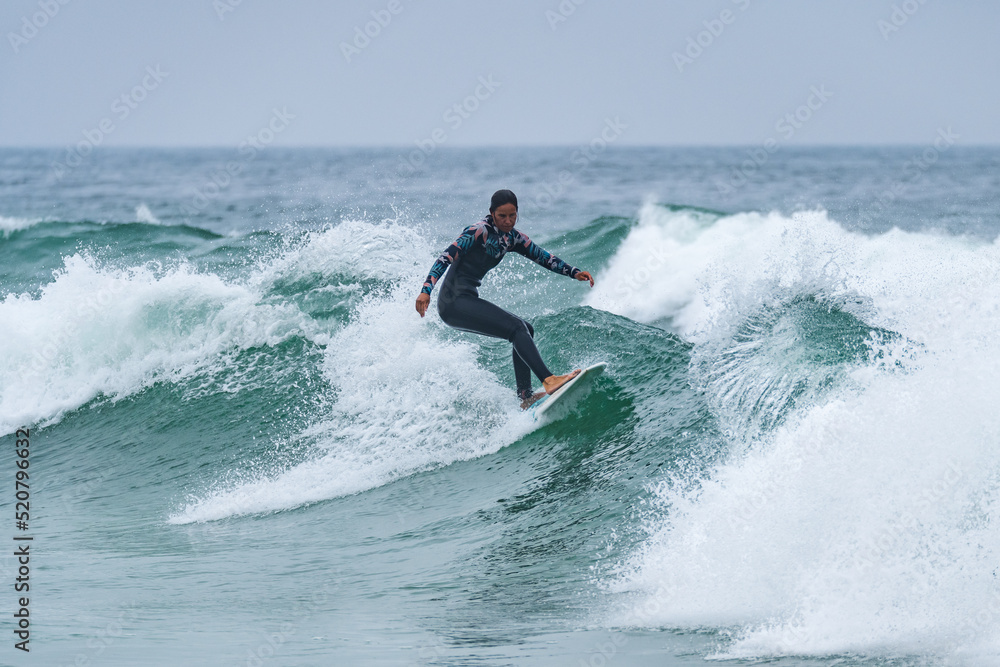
[416,189,595,409]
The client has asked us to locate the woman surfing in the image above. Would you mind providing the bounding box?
[415,189,595,409]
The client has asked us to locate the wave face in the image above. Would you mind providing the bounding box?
[4,147,1000,665]
[167,286,532,523]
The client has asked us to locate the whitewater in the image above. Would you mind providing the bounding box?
[1,146,998,665]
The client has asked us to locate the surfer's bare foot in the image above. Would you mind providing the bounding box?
[542,369,581,395]
[520,390,547,410]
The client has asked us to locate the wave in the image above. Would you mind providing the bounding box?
[584,201,998,344]
[612,336,1000,658]
[597,203,1000,659]
[168,287,532,523]
[255,218,432,294]
[0,218,427,435]
[166,302,700,525]
[0,253,317,435]
[17,199,1000,661]
[0,218,223,245]
[548,214,636,262]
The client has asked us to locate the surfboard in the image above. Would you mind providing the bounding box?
[530,362,606,422]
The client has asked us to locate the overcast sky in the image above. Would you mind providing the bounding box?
[2,0,997,147]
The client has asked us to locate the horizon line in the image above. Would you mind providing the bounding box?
[2,142,998,150]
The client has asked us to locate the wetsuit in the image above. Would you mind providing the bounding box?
[421,216,581,401]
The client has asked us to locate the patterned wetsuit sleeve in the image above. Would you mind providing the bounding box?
[421,225,478,295]
[511,230,581,278]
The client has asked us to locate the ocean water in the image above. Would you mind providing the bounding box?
[1,146,1000,666]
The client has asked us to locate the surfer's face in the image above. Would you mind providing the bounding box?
[492,203,517,233]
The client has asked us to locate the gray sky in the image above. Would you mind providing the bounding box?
[2,0,997,147]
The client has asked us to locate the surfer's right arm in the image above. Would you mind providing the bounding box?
[416,225,479,317]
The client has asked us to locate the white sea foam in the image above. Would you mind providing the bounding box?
[0,253,315,435]
[255,218,432,289]
[602,203,1000,659]
[135,203,160,224]
[0,214,43,236]
[585,201,994,348]
[168,287,530,524]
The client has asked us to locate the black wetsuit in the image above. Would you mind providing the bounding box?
[421,216,581,400]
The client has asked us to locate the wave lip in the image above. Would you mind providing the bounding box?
[0,214,44,236]
[587,202,1000,343]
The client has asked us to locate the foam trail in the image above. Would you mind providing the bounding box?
[169,287,529,523]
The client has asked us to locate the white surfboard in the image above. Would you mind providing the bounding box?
[530,362,607,422]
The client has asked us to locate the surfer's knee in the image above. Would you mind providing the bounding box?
[515,320,534,343]
[512,319,534,341]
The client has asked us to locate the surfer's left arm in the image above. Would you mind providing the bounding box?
[513,231,595,287]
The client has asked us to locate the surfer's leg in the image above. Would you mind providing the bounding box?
[439,295,553,392]
[514,339,548,409]
[512,321,535,400]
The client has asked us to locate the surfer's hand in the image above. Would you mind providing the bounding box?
[416,293,430,317]
[576,271,595,287]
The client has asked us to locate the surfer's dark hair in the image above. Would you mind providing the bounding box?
[489,189,518,213]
